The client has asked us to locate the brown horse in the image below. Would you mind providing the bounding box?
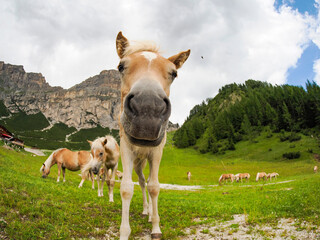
[235,173,250,182]
[40,148,94,187]
[82,135,120,202]
[256,172,267,181]
[219,174,235,184]
[114,32,190,239]
[267,172,279,180]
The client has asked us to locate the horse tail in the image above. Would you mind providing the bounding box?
[256,172,259,181]
[219,174,223,183]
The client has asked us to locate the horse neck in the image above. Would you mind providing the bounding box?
[44,150,59,169]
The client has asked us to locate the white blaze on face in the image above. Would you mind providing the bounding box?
[141,51,157,63]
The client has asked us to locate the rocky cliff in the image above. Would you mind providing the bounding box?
[0,61,121,129]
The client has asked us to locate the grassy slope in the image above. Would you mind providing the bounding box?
[0,131,319,239]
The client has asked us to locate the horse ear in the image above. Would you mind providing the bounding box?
[168,49,191,69]
[116,31,129,59]
[87,140,93,146]
[102,138,108,147]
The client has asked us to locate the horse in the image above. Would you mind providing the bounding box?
[187,171,192,181]
[235,173,250,182]
[40,148,94,188]
[314,166,318,173]
[82,135,120,202]
[256,172,267,181]
[219,174,235,184]
[110,32,190,239]
[268,172,279,180]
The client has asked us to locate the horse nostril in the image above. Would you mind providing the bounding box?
[161,97,171,118]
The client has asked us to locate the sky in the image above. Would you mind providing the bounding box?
[1,0,320,125]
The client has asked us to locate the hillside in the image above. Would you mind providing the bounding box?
[173,80,320,154]
[0,131,319,239]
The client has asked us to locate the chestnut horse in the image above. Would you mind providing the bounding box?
[219,174,235,184]
[112,32,190,239]
[267,172,279,180]
[40,148,94,187]
[235,173,250,182]
[256,172,267,181]
[81,135,120,202]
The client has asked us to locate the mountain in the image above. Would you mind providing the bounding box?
[173,79,320,153]
[0,61,121,129]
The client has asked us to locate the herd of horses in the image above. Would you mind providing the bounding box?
[218,172,279,184]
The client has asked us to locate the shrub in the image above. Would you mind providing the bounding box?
[289,133,301,142]
[283,151,301,159]
[307,148,313,153]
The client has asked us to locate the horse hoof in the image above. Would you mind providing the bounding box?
[142,213,148,217]
[151,233,162,239]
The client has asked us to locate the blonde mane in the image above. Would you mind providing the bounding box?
[123,40,160,57]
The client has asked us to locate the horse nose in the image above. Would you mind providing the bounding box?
[92,168,99,175]
[42,175,47,178]
[124,92,171,120]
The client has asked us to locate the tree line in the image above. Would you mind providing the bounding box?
[173,80,320,153]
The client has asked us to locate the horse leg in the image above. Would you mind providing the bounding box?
[90,170,95,189]
[78,173,86,188]
[147,155,162,239]
[108,164,118,202]
[57,163,62,182]
[62,167,66,182]
[134,161,148,215]
[119,143,134,240]
[97,172,101,197]
[99,169,106,197]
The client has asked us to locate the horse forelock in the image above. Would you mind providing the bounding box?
[123,40,159,57]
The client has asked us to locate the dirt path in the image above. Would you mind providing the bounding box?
[123,179,296,191]
[24,147,46,156]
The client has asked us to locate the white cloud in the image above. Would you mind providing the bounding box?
[0,0,318,125]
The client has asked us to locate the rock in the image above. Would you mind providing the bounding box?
[0,61,121,129]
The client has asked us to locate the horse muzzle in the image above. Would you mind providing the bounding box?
[42,175,47,178]
[121,80,171,147]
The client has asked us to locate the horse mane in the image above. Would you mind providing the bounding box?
[123,40,160,57]
[40,148,64,172]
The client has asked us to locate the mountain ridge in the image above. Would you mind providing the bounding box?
[0,61,121,129]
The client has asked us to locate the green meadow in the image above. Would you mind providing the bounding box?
[0,131,319,239]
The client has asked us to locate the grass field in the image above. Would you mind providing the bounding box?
[0,131,320,239]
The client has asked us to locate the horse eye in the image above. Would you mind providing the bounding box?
[118,63,125,73]
[170,70,177,80]
[99,152,103,157]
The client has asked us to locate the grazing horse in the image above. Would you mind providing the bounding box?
[82,135,120,202]
[314,166,318,173]
[268,172,279,180]
[256,172,267,181]
[187,171,192,181]
[235,173,250,182]
[219,174,235,184]
[40,148,94,187]
[115,32,190,240]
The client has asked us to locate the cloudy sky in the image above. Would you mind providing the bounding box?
[1,0,320,125]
